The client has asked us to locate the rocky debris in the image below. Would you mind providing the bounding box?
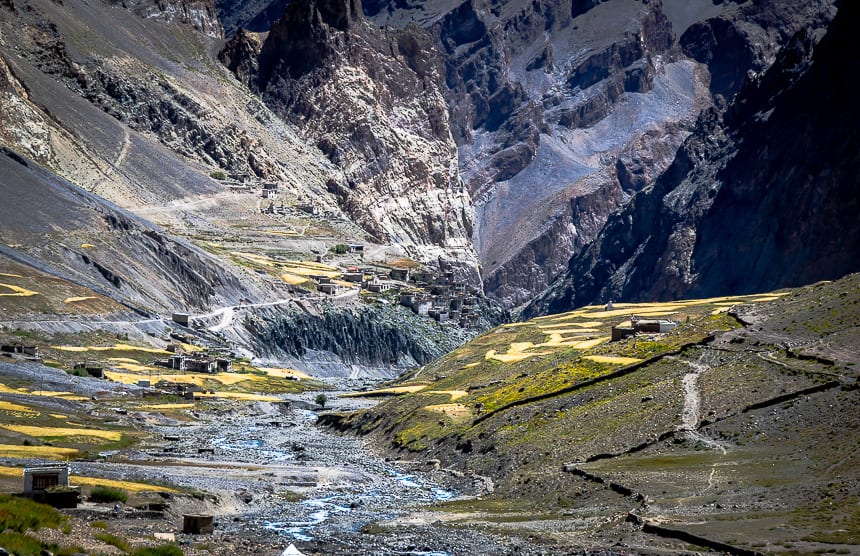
[53,393,552,555]
[527,1,855,316]
[113,0,224,38]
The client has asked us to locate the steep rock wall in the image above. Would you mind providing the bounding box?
[527,2,857,316]
[243,303,471,377]
[223,0,480,282]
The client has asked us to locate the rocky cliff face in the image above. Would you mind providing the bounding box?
[112,0,224,38]
[360,0,701,307]
[243,304,470,377]
[355,0,838,308]
[222,0,480,280]
[526,1,857,316]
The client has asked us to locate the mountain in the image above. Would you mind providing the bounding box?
[526,0,859,317]
[0,0,855,373]
[221,0,480,281]
[0,0,486,375]
[218,0,840,308]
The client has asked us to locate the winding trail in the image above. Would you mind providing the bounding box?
[197,288,360,333]
[675,355,727,455]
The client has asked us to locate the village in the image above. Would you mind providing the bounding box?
[209,176,487,330]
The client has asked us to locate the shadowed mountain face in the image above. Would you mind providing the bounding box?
[526,1,860,317]
[217,0,839,307]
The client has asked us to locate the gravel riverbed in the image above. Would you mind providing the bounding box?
[0,362,561,555]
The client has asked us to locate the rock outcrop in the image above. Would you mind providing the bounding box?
[244,304,468,377]
[223,0,480,280]
[526,1,858,316]
[112,0,224,38]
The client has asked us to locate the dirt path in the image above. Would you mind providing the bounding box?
[115,127,131,168]
[676,356,727,455]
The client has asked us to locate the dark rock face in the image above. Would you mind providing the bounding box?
[680,0,836,100]
[215,0,290,35]
[245,305,462,372]
[218,28,263,84]
[527,2,859,317]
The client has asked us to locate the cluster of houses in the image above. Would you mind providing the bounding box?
[310,265,482,328]
[154,345,231,374]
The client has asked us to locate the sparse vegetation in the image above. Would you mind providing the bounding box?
[89,485,129,503]
[0,494,67,532]
[95,531,131,552]
[132,545,184,556]
[0,496,79,556]
[209,170,227,180]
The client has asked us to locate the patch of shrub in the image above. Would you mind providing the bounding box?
[0,530,44,556]
[89,520,109,529]
[0,494,65,532]
[89,485,128,503]
[95,531,130,552]
[132,545,184,556]
[209,170,227,180]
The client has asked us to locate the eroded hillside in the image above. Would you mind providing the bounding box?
[326,274,860,554]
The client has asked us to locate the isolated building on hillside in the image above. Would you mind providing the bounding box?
[611,317,678,341]
[389,268,410,281]
[172,312,190,326]
[24,465,69,493]
[1,344,39,358]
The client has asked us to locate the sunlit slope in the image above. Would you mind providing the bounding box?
[328,277,860,554]
[339,291,785,447]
